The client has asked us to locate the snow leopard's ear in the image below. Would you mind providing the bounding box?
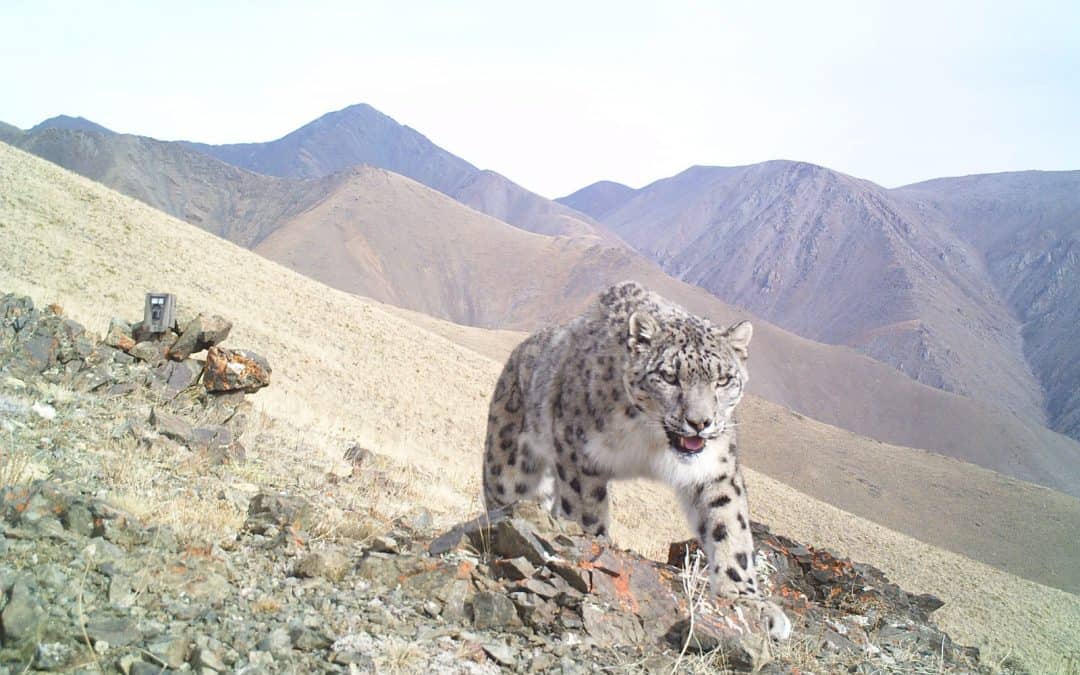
[628,311,660,351]
[723,320,753,359]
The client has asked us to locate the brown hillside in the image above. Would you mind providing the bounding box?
[255,164,1080,496]
[1,142,1076,671]
[5,127,329,247]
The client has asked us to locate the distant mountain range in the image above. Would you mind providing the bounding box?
[180,104,614,242]
[2,125,326,247]
[560,165,1080,441]
[896,173,1080,442]
[1,107,1077,495]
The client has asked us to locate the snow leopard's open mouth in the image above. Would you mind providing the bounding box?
[667,430,706,455]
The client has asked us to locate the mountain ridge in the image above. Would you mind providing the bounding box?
[557,179,636,220]
[895,170,1080,439]
[4,120,1078,490]
[3,127,328,247]
[580,160,1075,437]
[179,103,616,242]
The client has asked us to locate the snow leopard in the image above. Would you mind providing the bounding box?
[482,280,791,639]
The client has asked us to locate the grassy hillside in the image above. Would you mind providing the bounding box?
[256,162,1080,496]
[8,131,1079,496]
[1,142,1077,671]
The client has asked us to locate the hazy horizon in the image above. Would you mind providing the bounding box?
[3,1,1078,197]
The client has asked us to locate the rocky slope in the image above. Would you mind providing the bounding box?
[0,293,997,674]
[895,171,1080,440]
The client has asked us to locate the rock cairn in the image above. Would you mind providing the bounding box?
[1,293,270,466]
[0,291,1009,674]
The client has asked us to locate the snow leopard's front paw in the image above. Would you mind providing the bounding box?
[736,598,792,641]
[758,599,792,640]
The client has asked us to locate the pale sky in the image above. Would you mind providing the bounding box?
[2,1,1077,198]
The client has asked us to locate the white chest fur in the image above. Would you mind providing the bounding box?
[582,413,727,490]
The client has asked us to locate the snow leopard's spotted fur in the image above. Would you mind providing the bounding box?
[482,281,791,639]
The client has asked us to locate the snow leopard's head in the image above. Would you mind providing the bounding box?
[616,291,750,457]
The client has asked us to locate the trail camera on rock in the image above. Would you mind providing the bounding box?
[143,293,176,334]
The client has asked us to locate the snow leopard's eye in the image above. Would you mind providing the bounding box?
[717,374,733,387]
[660,370,678,385]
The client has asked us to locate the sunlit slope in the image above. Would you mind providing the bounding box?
[1,142,1077,671]
[257,163,1080,495]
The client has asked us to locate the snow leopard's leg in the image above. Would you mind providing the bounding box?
[681,458,792,640]
[549,425,612,537]
[682,463,759,597]
[483,341,552,513]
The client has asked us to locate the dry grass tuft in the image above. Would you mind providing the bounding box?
[374,636,428,674]
[251,597,282,614]
[0,427,34,489]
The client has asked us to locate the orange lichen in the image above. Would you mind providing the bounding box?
[395,559,439,584]
[183,545,215,560]
[455,560,474,579]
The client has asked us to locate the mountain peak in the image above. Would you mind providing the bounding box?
[310,103,388,126]
[30,115,114,135]
[556,180,636,220]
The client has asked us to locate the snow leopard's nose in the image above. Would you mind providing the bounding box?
[685,415,712,433]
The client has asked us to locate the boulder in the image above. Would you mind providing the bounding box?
[156,359,203,393]
[0,293,35,324]
[204,346,271,393]
[149,408,194,446]
[472,591,522,630]
[168,314,232,360]
[129,340,169,366]
[294,549,351,582]
[0,581,46,647]
[244,492,312,535]
[104,317,135,352]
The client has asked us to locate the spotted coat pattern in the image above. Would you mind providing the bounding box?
[482,282,791,638]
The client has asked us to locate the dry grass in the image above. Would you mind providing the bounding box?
[1,142,1078,672]
[0,428,34,489]
[0,391,51,488]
